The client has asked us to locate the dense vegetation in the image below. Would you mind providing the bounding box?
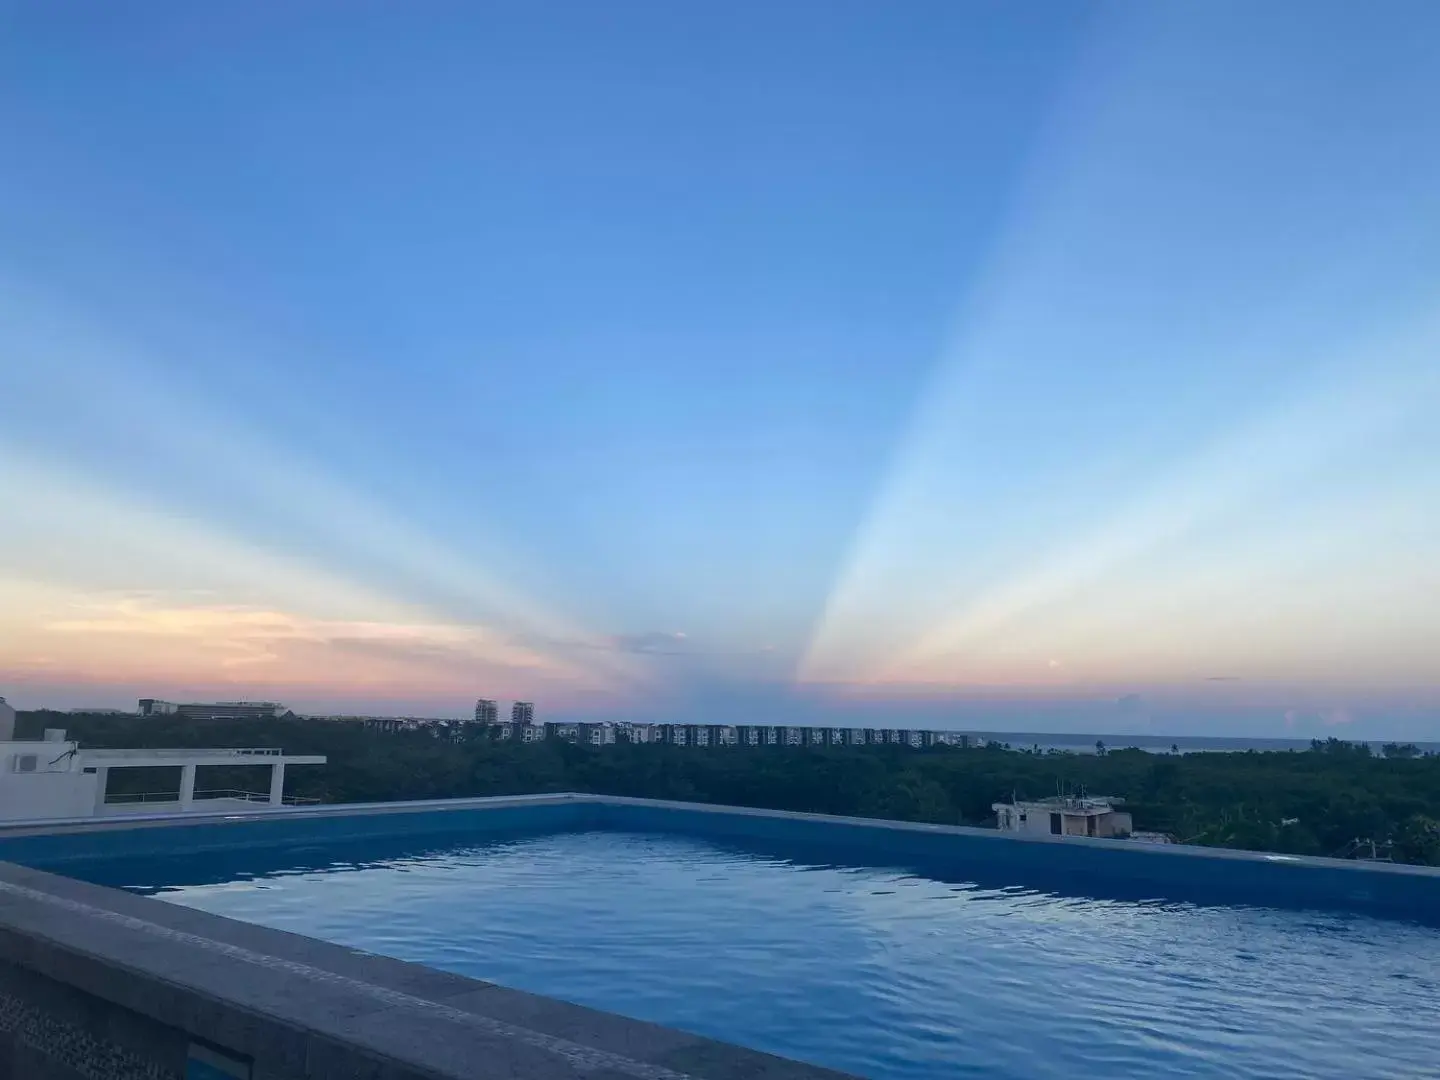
[21,711,1440,865]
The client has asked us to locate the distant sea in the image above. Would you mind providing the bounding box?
[965,732,1440,755]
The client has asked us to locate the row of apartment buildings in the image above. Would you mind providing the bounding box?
[485,720,970,749]
[128,697,974,751]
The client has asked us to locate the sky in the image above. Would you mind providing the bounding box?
[2,2,1438,738]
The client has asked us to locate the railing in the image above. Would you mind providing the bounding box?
[195,788,321,806]
[104,791,183,805]
[104,789,320,806]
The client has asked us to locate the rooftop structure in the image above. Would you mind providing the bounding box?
[0,727,325,822]
[993,795,1133,839]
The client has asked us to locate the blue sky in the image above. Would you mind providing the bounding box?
[2,2,1438,737]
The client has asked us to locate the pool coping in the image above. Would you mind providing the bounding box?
[4,791,1438,881]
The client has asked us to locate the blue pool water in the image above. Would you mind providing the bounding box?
[84,827,1440,1080]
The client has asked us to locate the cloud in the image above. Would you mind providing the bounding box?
[0,293,644,695]
[609,631,691,655]
[4,586,575,695]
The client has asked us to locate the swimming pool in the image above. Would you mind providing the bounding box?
[8,796,1440,1080]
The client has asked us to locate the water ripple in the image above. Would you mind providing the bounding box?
[149,830,1440,1080]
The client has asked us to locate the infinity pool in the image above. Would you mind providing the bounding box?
[59,824,1440,1080]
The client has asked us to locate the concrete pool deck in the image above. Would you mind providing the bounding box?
[1,792,1437,1079]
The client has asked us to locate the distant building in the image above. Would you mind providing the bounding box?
[993,795,1133,839]
[315,715,456,737]
[0,697,14,741]
[547,721,623,746]
[139,700,284,722]
[578,723,615,747]
[474,699,498,724]
[511,701,535,725]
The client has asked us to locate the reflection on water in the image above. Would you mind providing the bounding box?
[74,830,1440,1080]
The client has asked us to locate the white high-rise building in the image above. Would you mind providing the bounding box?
[474,699,498,724]
[511,701,535,724]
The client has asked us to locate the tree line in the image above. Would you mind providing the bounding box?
[21,711,1440,866]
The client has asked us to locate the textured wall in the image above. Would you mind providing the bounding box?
[0,963,182,1080]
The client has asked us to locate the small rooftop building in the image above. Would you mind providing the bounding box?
[993,795,1133,839]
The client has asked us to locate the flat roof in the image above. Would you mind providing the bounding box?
[79,747,326,767]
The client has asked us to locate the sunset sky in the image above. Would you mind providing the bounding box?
[3,2,1438,737]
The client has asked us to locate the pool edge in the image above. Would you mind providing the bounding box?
[0,856,856,1080]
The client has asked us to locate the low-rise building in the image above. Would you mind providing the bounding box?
[574,723,615,746]
[992,795,1133,839]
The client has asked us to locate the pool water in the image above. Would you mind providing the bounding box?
[113,829,1440,1080]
